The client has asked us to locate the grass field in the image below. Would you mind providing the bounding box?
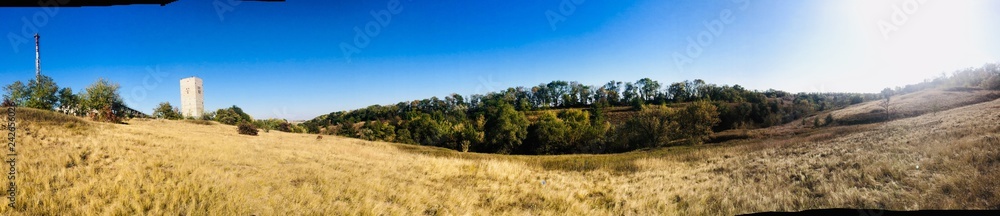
[1,89,998,215]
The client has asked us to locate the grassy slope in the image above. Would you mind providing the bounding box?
[1,89,998,215]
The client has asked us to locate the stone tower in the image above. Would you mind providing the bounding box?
[180,77,204,118]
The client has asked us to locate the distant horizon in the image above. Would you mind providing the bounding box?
[2,0,998,120]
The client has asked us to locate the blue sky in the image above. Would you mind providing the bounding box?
[1,0,998,120]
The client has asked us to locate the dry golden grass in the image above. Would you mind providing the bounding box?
[1,90,998,215]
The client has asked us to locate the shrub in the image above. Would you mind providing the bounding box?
[824,114,835,126]
[630,98,645,111]
[214,105,252,125]
[1,98,14,107]
[152,102,183,120]
[95,104,120,123]
[237,122,259,136]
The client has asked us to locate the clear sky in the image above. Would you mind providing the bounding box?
[1,0,998,120]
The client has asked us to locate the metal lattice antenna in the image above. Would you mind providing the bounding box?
[35,34,40,78]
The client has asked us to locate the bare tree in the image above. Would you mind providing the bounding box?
[880,88,894,120]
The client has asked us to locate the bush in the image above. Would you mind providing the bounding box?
[94,104,120,123]
[152,102,183,120]
[237,122,259,136]
[1,98,14,107]
[824,114,835,126]
[214,105,252,125]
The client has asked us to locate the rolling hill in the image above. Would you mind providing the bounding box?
[1,87,998,215]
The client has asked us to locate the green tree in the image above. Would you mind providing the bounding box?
[80,78,125,122]
[458,115,485,152]
[619,105,678,149]
[2,81,29,106]
[676,100,720,144]
[214,105,253,125]
[337,122,358,137]
[622,82,638,104]
[603,81,622,105]
[395,128,415,144]
[636,78,661,101]
[360,121,396,142]
[25,75,60,110]
[483,102,528,154]
[406,113,445,147]
[57,87,80,115]
[668,82,689,102]
[527,111,568,154]
[559,109,592,147]
[152,102,183,120]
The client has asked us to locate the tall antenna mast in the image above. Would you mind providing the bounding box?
[35,34,41,78]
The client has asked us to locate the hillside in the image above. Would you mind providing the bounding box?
[2,88,999,215]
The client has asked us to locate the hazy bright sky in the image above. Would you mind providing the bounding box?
[1,0,998,120]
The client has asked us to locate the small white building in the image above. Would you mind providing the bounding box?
[180,77,204,118]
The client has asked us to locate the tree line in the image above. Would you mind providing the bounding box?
[1,75,307,133]
[3,75,130,123]
[7,63,995,154]
[302,78,888,154]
